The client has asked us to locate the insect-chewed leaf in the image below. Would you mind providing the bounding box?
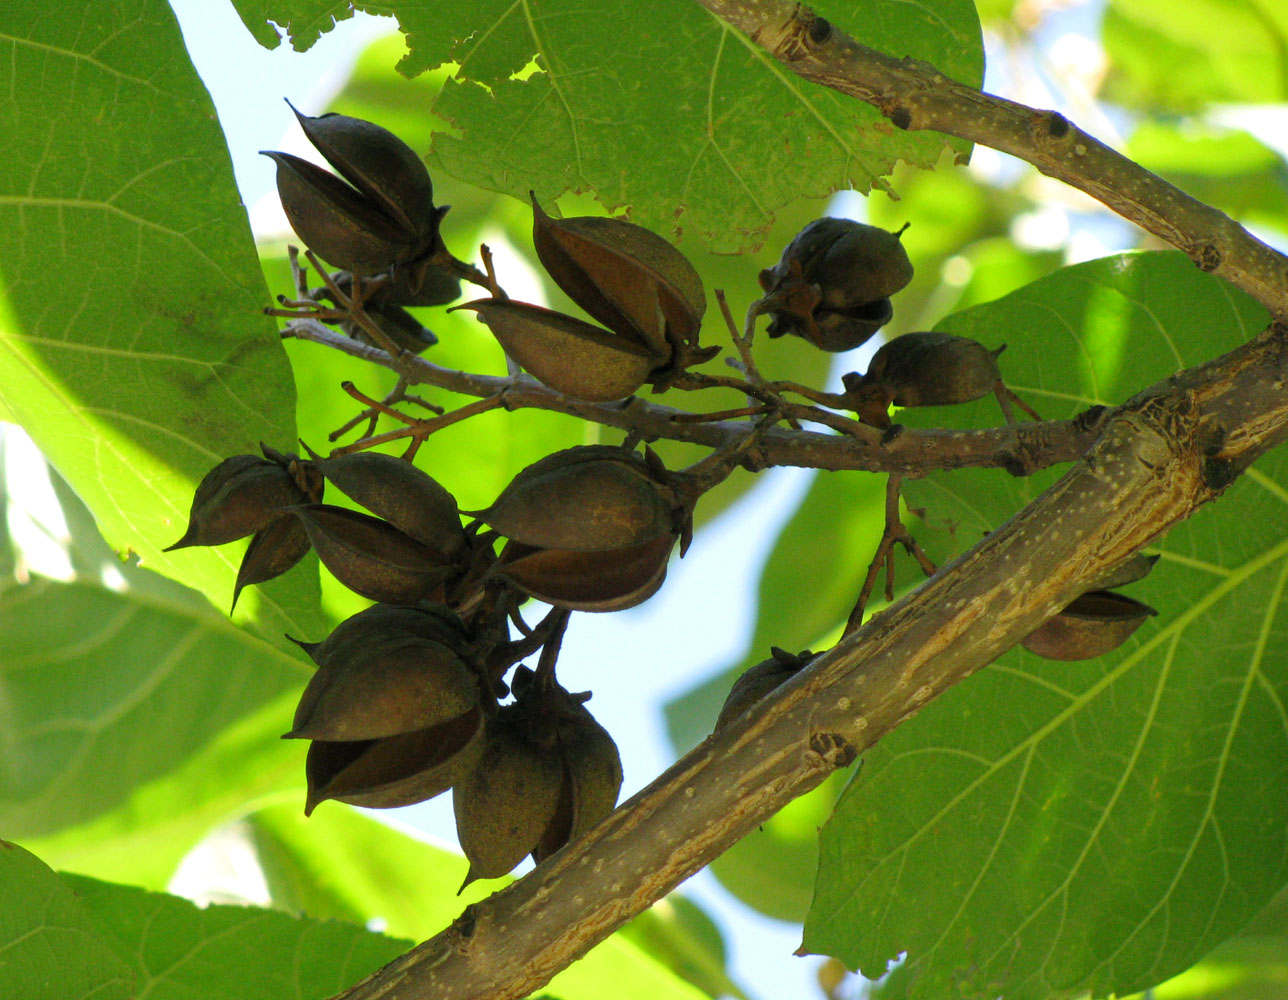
[290,503,458,604]
[262,150,420,272]
[531,194,704,355]
[483,455,674,552]
[1021,590,1157,661]
[454,718,565,882]
[308,450,465,559]
[231,514,312,611]
[457,299,661,402]
[493,533,675,612]
[289,636,478,741]
[304,706,485,815]
[290,103,435,239]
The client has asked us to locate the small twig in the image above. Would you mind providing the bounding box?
[773,379,851,408]
[533,609,572,689]
[330,394,508,459]
[843,474,939,635]
[669,405,776,423]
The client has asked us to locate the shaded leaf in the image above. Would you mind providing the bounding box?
[0,576,309,886]
[0,841,133,1000]
[0,1,322,642]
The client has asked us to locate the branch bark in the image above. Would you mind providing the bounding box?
[331,4,1288,998]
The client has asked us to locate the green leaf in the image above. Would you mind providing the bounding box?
[0,1,323,641]
[1103,0,1288,111]
[245,802,711,1000]
[804,253,1286,1000]
[621,895,749,1000]
[232,0,981,253]
[0,841,133,1000]
[62,870,409,1000]
[425,0,981,251]
[0,576,310,886]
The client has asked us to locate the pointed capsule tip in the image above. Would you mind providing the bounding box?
[457,868,479,895]
[161,536,193,553]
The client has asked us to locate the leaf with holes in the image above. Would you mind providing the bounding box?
[229,0,982,252]
[803,253,1287,1000]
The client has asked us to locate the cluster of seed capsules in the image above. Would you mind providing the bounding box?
[169,442,695,882]
[176,104,1154,879]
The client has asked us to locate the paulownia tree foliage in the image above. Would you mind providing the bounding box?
[2,1,1288,999]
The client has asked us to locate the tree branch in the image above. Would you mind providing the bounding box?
[287,318,1103,476]
[328,5,1288,997]
[689,0,1288,320]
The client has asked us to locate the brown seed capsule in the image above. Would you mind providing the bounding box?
[455,299,662,402]
[231,514,313,611]
[304,705,485,815]
[166,455,311,551]
[544,704,622,858]
[479,447,676,552]
[261,106,448,281]
[290,504,459,604]
[864,332,1004,408]
[761,218,912,352]
[304,449,466,561]
[288,635,479,741]
[294,602,469,668]
[454,712,565,882]
[1021,590,1157,661]
[491,533,675,612]
[714,648,813,733]
[531,194,705,356]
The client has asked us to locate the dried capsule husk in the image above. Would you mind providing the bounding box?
[263,151,423,273]
[492,533,674,612]
[1021,590,1157,661]
[1087,552,1159,593]
[166,455,311,550]
[544,706,622,858]
[231,514,313,612]
[455,299,662,402]
[298,602,470,669]
[305,449,466,561]
[348,300,438,353]
[289,636,479,741]
[289,104,436,240]
[290,504,459,604]
[863,332,1004,408]
[714,647,813,733]
[531,194,705,356]
[304,705,485,814]
[761,218,912,352]
[480,449,676,552]
[454,714,565,882]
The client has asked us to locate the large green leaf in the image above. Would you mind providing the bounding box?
[0,842,134,1000]
[1103,0,1288,111]
[0,576,310,886]
[246,802,713,1000]
[229,0,981,252]
[0,1,323,641]
[804,253,1286,999]
[62,870,408,1000]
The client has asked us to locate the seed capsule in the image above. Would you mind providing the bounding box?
[166,454,311,551]
[454,299,662,402]
[231,515,313,611]
[304,449,466,561]
[290,504,460,604]
[303,706,485,815]
[478,446,676,552]
[1021,590,1157,661]
[714,648,813,732]
[760,218,912,352]
[492,533,675,612]
[531,194,705,356]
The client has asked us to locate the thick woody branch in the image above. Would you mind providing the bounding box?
[690,0,1288,320]
[288,319,1102,476]
[336,313,1288,1000]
